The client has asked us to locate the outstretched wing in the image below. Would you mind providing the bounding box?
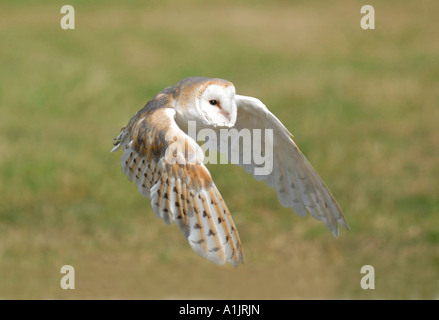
[224,95,349,236]
[112,106,243,267]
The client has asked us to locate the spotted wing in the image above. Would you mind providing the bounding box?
[112,107,243,266]
[224,95,349,236]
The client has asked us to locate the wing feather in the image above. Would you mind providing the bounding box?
[232,95,349,236]
[113,106,243,266]
[285,167,307,216]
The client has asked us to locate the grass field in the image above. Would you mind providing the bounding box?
[1,0,438,299]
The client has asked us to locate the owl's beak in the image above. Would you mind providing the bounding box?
[223,112,231,122]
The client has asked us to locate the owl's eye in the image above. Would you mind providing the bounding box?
[209,100,218,106]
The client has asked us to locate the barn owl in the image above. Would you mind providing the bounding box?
[112,77,349,267]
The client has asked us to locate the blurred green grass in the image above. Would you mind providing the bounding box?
[1,0,438,299]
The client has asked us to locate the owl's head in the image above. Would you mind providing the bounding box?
[195,80,237,128]
[174,77,237,129]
